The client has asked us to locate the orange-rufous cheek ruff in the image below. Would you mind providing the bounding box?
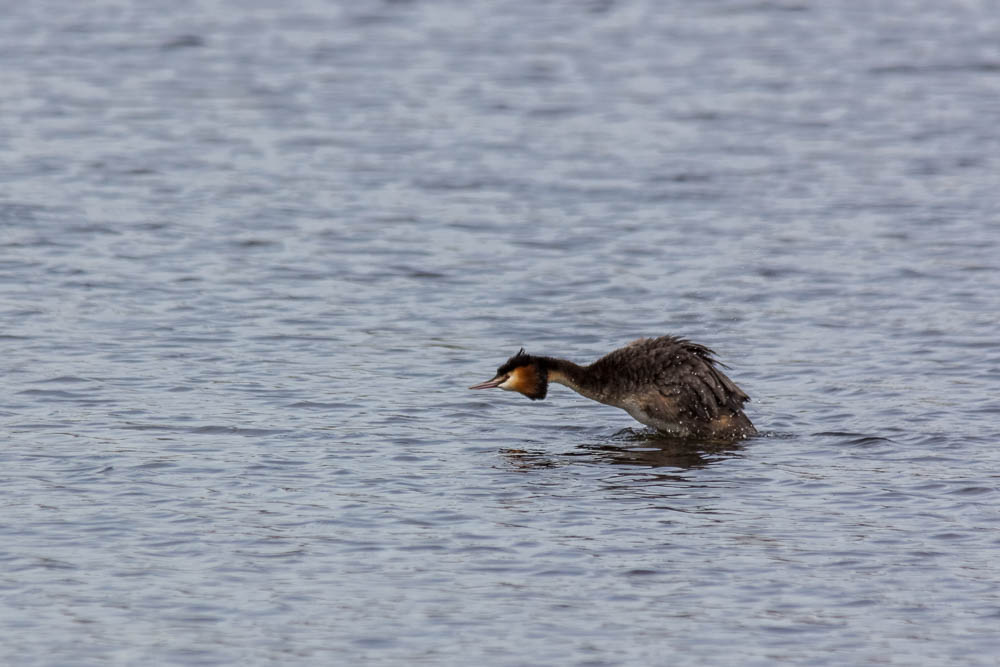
[500,365,545,399]
[499,365,531,394]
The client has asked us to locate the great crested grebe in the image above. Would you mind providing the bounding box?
[469,336,756,440]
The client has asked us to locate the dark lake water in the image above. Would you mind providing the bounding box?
[3,1,1000,664]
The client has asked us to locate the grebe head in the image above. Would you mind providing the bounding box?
[468,348,548,400]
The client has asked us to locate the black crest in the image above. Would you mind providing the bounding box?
[496,347,531,375]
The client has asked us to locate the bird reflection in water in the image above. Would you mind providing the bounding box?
[501,428,745,472]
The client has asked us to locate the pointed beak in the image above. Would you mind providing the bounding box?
[468,376,504,390]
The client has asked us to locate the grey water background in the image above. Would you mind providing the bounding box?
[2,0,1000,664]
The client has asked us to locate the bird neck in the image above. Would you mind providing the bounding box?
[542,357,604,403]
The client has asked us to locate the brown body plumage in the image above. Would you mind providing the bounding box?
[469,336,756,441]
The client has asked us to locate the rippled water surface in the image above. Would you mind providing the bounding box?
[3,1,1000,664]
